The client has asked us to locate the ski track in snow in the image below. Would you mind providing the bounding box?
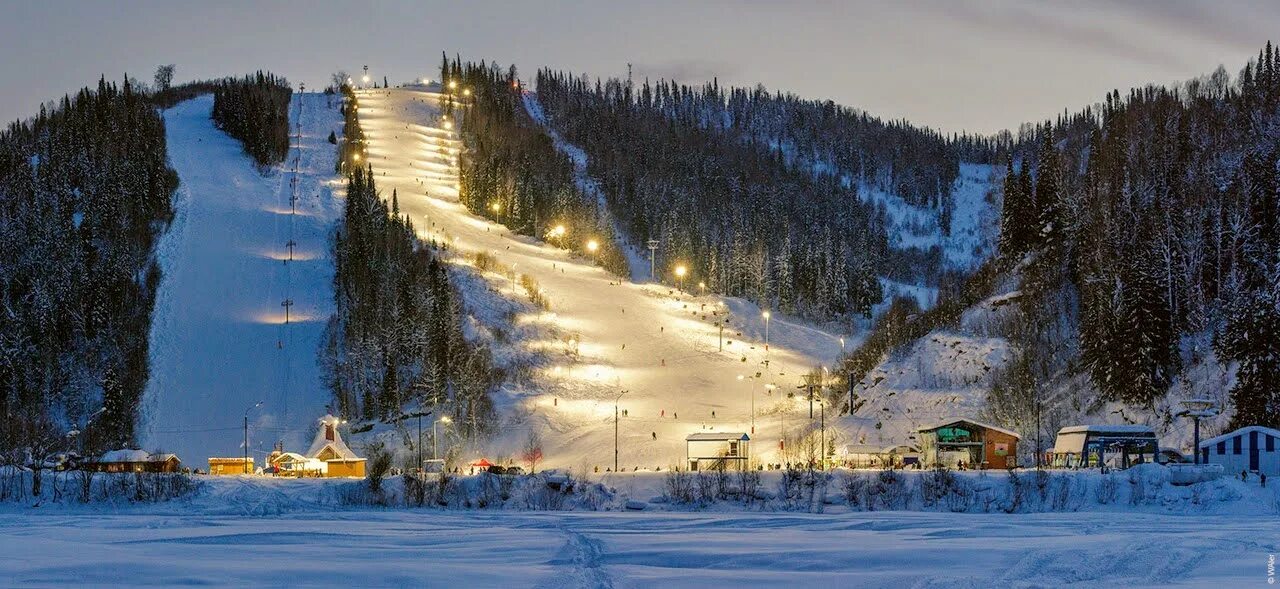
[355,86,850,468]
[141,94,343,464]
[0,506,1266,588]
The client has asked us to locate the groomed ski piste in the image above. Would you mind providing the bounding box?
[352,85,853,470]
[141,92,344,464]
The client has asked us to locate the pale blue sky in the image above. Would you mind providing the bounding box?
[4,0,1278,133]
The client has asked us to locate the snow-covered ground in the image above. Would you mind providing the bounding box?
[1,503,1271,587]
[141,93,343,464]
[354,87,850,469]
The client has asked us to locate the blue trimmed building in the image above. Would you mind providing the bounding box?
[1198,426,1280,477]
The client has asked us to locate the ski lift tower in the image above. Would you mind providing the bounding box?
[1177,399,1219,464]
[647,238,660,282]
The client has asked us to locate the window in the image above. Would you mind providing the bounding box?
[1233,435,1242,455]
[1217,441,1226,455]
[1268,435,1275,453]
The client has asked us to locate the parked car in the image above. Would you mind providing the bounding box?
[504,466,525,476]
[1157,449,1189,464]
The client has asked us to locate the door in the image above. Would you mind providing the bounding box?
[1249,431,1259,471]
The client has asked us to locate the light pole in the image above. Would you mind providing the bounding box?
[698,281,706,296]
[586,239,599,265]
[434,416,452,461]
[739,374,758,435]
[674,264,687,293]
[819,398,826,470]
[244,401,263,474]
[614,389,628,472]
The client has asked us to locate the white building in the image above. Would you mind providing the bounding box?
[1198,426,1280,477]
[686,432,750,471]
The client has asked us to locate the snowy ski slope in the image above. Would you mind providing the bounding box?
[141,93,343,464]
[355,86,851,469]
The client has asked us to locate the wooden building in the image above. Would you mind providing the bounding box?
[305,415,366,478]
[917,418,1020,470]
[208,457,254,475]
[92,450,182,473]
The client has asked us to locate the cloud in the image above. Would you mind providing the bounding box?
[932,0,1201,71]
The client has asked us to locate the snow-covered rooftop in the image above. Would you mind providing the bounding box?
[917,417,1021,440]
[1197,425,1280,448]
[685,432,750,442]
[1058,425,1157,435]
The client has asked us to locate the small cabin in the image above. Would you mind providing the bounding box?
[686,432,751,471]
[917,418,1020,470]
[1049,425,1158,469]
[305,415,366,478]
[92,450,181,473]
[1198,426,1280,477]
[208,457,254,475]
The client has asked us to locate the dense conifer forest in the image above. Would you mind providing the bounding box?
[211,72,292,167]
[322,85,499,441]
[0,77,178,455]
[529,70,998,320]
[845,43,1280,429]
[444,57,629,276]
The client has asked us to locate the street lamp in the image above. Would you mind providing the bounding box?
[698,281,706,296]
[614,389,628,472]
[244,401,263,474]
[586,239,599,265]
[674,264,687,292]
[739,374,758,434]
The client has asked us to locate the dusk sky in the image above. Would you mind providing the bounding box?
[5,0,1280,133]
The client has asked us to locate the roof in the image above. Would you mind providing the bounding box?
[471,458,494,467]
[916,418,1022,440]
[270,452,308,464]
[1058,424,1156,435]
[305,414,360,460]
[686,432,750,442]
[98,449,177,463]
[1198,425,1280,448]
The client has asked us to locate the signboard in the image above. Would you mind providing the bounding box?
[936,426,976,444]
[994,442,1008,457]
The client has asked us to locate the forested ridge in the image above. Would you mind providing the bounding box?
[322,83,499,441]
[211,72,292,167]
[445,57,629,276]
[533,70,929,320]
[0,77,178,455]
[845,43,1280,430]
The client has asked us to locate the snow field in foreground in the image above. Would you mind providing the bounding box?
[0,504,1271,588]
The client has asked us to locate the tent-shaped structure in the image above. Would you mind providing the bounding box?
[306,415,366,477]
